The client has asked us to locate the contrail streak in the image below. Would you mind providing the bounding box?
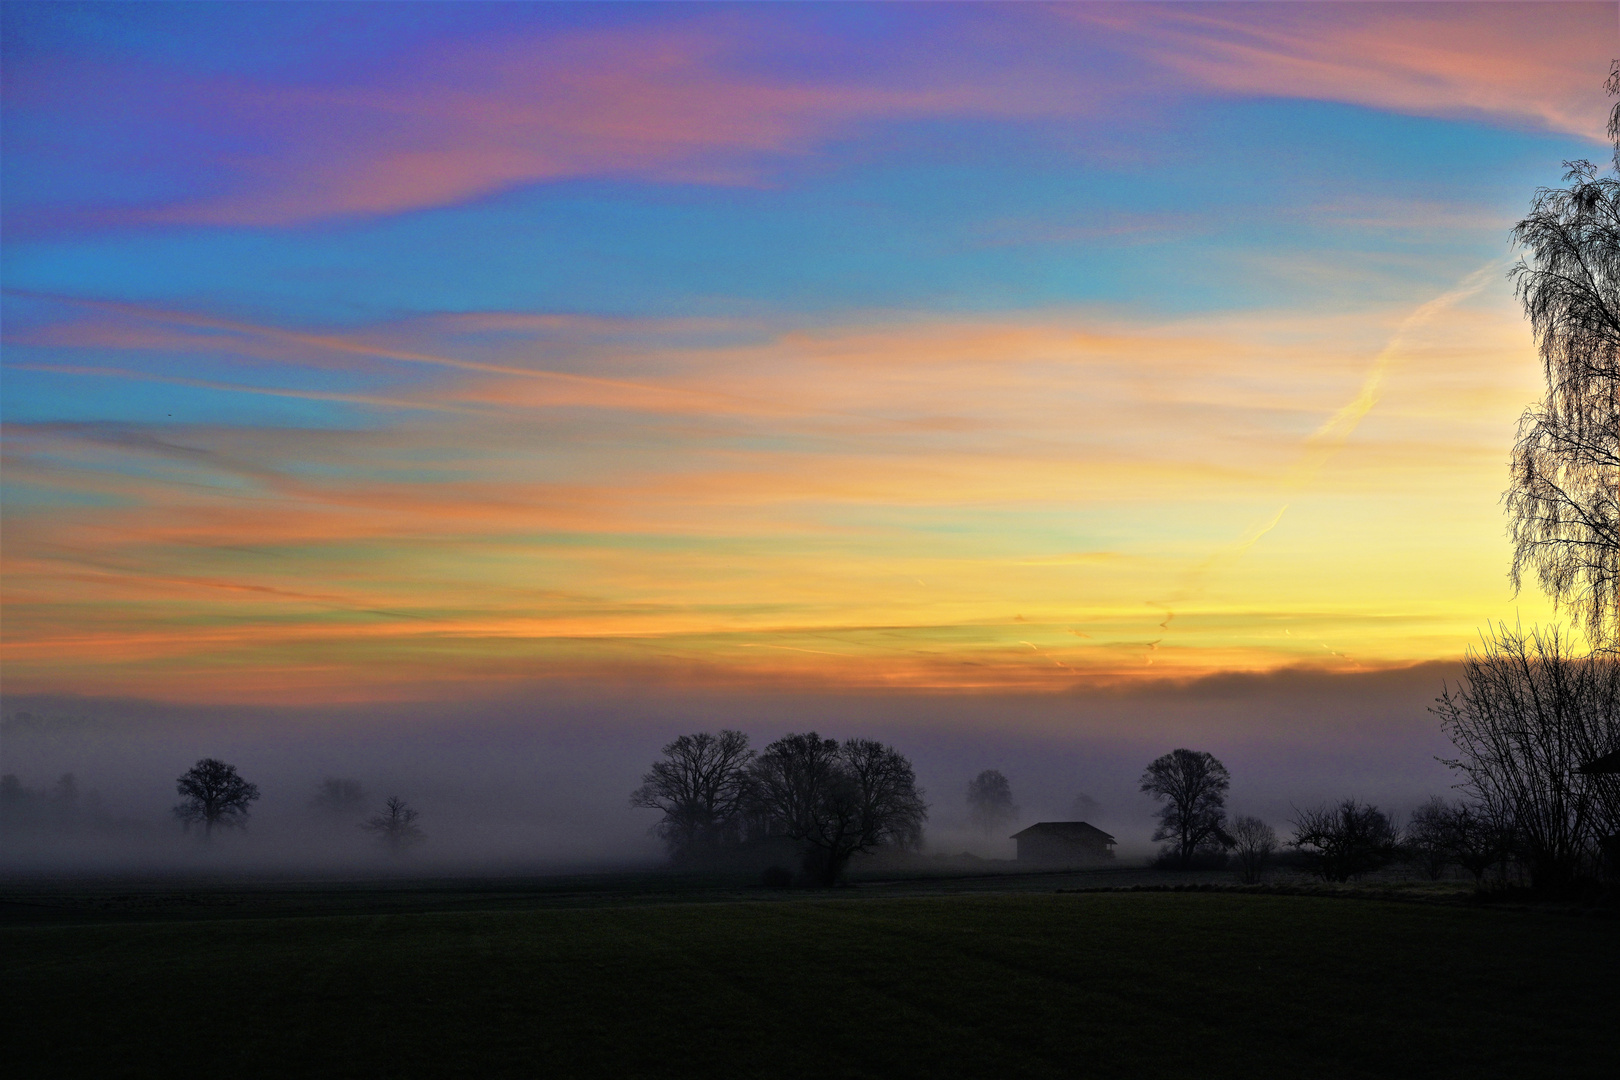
[1148,260,1502,624]
[1301,260,1499,462]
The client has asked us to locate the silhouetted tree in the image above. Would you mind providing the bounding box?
[1291,799,1400,882]
[1405,797,1456,880]
[631,730,755,860]
[1140,749,1231,869]
[0,774,29,840]
[966,769,1018,834]
[1504,65,1620,649]
[1230,815,1277,884]
[173,758,260,837]
[1435,623,1616,889]
[312,777,367,816]
[1436,800,1514,885]
[1070,792,1102,821]
[47,773,92,829]
[0,775,67,834]
[1577,694,1620,876]
[749,732,927,885]
[362,796,424,853]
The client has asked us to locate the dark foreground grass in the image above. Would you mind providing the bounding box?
[5,891,1616,1079]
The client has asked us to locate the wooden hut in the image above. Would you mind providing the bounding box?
[1010,821,1116,864]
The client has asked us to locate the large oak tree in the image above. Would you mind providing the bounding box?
[173,758,260,836]
[630,730,756,860]
[1140,748,1231,868]
[750,732,927,885]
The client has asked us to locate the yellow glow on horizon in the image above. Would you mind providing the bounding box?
[0,280,1568,703]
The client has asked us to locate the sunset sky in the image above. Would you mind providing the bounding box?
[3,1,1613,705]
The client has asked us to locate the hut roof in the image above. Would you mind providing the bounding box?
[1009,821,1117,844]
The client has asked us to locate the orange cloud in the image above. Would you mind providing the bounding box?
[2,285,1557,702]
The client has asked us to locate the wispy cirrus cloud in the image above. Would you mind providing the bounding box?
[7,4,1605,236]
[1078,1,1614,143]
[3,290,1418,437]
[3,14,1111,231]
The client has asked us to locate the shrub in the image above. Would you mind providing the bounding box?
[1291,799,1400,882]
[1231,815,1278,884]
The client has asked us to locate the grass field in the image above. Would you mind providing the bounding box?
[4,884,1617,1079]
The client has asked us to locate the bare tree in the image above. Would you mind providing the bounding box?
[362,796,424,853]
[2,773,94,835]
[173,758,260,836]
[1436,800,1513,885]
[1230,815,1277,884]
[630,730,755,861]
[842,738,928,851]
[1434,623,1615,890]
[1140,749,1232,869]
[749,732,927,885]
[749,732,842,864]
[1291,799,1400,882]
[1505,65,1620,649]
[1405,797,1455,880]
[966,769,1018,835]
[312,777,367,816]
[1573,659,1620,867]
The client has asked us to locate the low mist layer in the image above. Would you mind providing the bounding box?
[0,663,1461,876]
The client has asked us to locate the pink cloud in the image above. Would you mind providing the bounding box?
[1079,2,1614,143]
[13,5,1600,232]
[113,22,1064,228]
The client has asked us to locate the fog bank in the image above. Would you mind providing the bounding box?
[0,663,1463,874]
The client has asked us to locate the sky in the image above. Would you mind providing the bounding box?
[2,1,1614,713]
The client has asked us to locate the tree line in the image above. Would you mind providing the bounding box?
[1060,736,1612,890]
[0,772,111,838]
[1138,748,1383,884]
[1139,736,1620,890]
[1135,746,1543,888]
[629,733,1514,889]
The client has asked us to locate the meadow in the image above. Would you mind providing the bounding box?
[3,876,1616,1079]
